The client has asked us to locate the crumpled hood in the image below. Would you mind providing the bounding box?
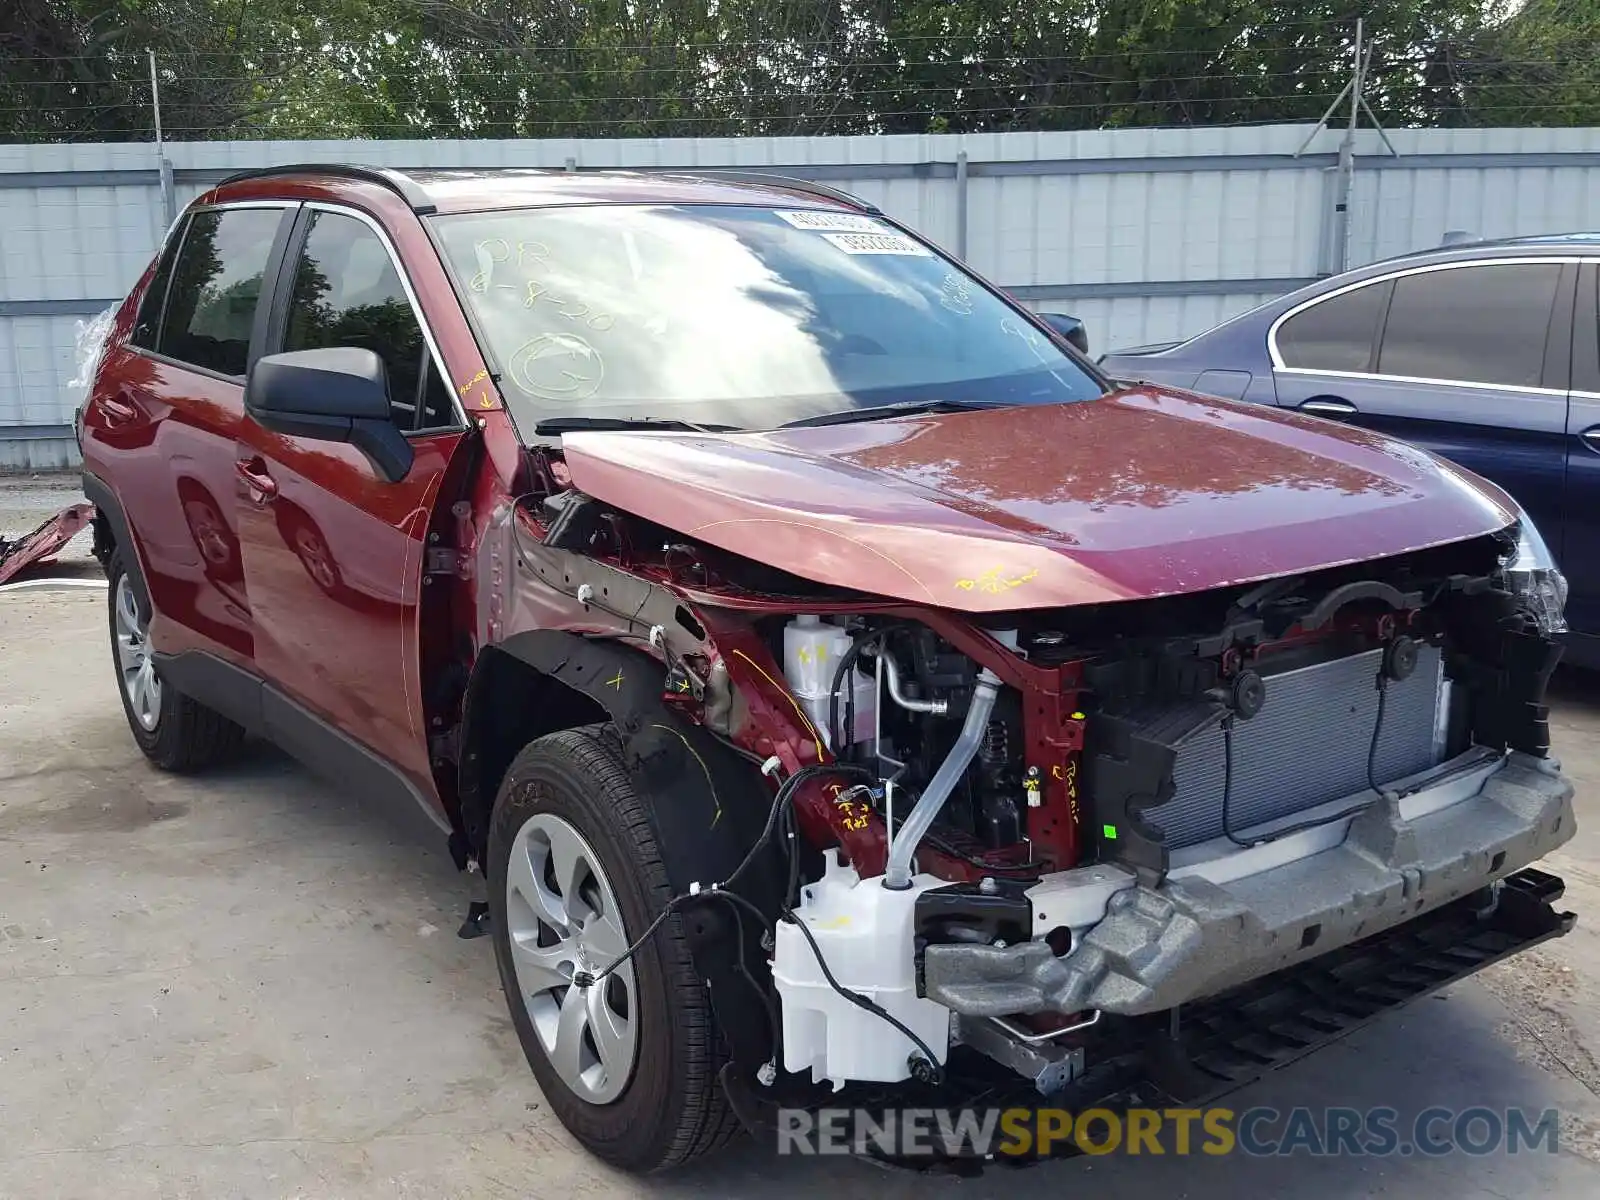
[559,387,1518,612]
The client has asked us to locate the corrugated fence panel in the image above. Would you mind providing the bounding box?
[1345,125,1600,267]
[6,123,1600,465]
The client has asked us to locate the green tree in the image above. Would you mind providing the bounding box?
[2,0,1595,141]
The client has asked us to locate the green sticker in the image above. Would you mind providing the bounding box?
[1102,824,1118,839]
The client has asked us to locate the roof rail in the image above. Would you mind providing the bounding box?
[684,170,881,214]
[211,163,436,214]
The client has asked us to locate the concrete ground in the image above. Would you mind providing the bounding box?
[3,474,1599,1199]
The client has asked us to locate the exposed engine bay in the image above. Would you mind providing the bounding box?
[487,467,1577,1137]
[732,529,1576,1097]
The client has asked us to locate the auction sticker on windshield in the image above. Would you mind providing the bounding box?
[821,231,933,256]
[775,210,887,233]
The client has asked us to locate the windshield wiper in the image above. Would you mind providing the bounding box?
[533,416,740,436]
[779,399,1009,429]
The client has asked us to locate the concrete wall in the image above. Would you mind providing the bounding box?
[6,123,1600,467]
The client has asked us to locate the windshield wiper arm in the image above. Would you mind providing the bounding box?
[533,416,740,436]
[779,399,1008,429]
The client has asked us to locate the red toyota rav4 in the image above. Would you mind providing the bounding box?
[79,165,1577,1171]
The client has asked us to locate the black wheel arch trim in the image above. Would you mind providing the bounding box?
[82,470,150,606]
[461,631,769,890]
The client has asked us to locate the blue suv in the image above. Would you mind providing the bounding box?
[1095,235,1600,663]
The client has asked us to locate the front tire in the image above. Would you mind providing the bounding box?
[488,726,738,1171]
[108,549,245,772]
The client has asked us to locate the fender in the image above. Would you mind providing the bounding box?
[81,471,150,606]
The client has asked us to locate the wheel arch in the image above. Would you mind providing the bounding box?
[457,631,766,889]
[81,471,150,606]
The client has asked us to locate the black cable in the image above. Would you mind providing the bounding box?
[920,831,1049,876]
[716,891,782,1043]
[1220,665,1395,849]
[726,763,870,894]
[582,882,778,990]
[829,633,865,753]
[1367,672,1391,797]
[577,763,864,988]
[1219,714,1256,848]
[830,624,901,754]
[784,800,803,909]
[578,749,947,1083]
[763,773,945,1083]
[580,896,684,987]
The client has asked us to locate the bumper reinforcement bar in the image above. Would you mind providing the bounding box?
[722,867,1575,1167]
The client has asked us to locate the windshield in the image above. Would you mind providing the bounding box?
[431,204,1103,432]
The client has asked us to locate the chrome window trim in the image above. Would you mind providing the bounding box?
[188,200,296,211]
[1267,254,1589,380]
[299,199,469,434]
[1274,365,1570,398]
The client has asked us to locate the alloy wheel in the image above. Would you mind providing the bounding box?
[503,812,638,1104]
[114,574,161,731]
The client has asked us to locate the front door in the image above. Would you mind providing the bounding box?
[234,205,465,792]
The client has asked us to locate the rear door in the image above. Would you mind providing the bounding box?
[90,202,294,666]
[233,202,467,790]
[1563,262,1600,639]
[1271,258,1573,551]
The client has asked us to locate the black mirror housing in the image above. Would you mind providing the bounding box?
[246,348,413,482]
[1038,312,1089,356]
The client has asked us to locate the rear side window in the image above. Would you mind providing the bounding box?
[1377,263,1562,389]
[130,220,183,349]
[1276,280,1388,373]
[282,210,454,430]
[157,208,284,377]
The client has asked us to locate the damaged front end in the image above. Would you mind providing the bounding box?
[466,446,1577,1156]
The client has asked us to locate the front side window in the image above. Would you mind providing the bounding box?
[157,207,284,376]
[1377,263,1561,389]
[431,205,1102,432]
[1276,279,1388,373]
[282,210,454,430]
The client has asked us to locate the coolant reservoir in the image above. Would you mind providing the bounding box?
[772,850,950,1090]
[783,615,875,749]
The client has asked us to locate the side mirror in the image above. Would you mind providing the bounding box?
[1038,312,1089,356]
[245,348,413,483]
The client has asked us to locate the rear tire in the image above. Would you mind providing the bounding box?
[108,549,245,772]
[488,726,739,1171]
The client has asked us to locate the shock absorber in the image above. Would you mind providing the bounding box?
[975,719,1020,847]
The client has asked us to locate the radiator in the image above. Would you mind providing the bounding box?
[1143,645,1447,849]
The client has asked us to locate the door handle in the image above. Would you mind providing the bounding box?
[1299,399,1358,418]
[100,394,139,423]
[1581,427,1600,455]
[235,457,279,500]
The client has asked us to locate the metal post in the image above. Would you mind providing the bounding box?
[148,50,163,148]
[1329,18,1364,275]
[954,148,969,262]
[149,52,177,229]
